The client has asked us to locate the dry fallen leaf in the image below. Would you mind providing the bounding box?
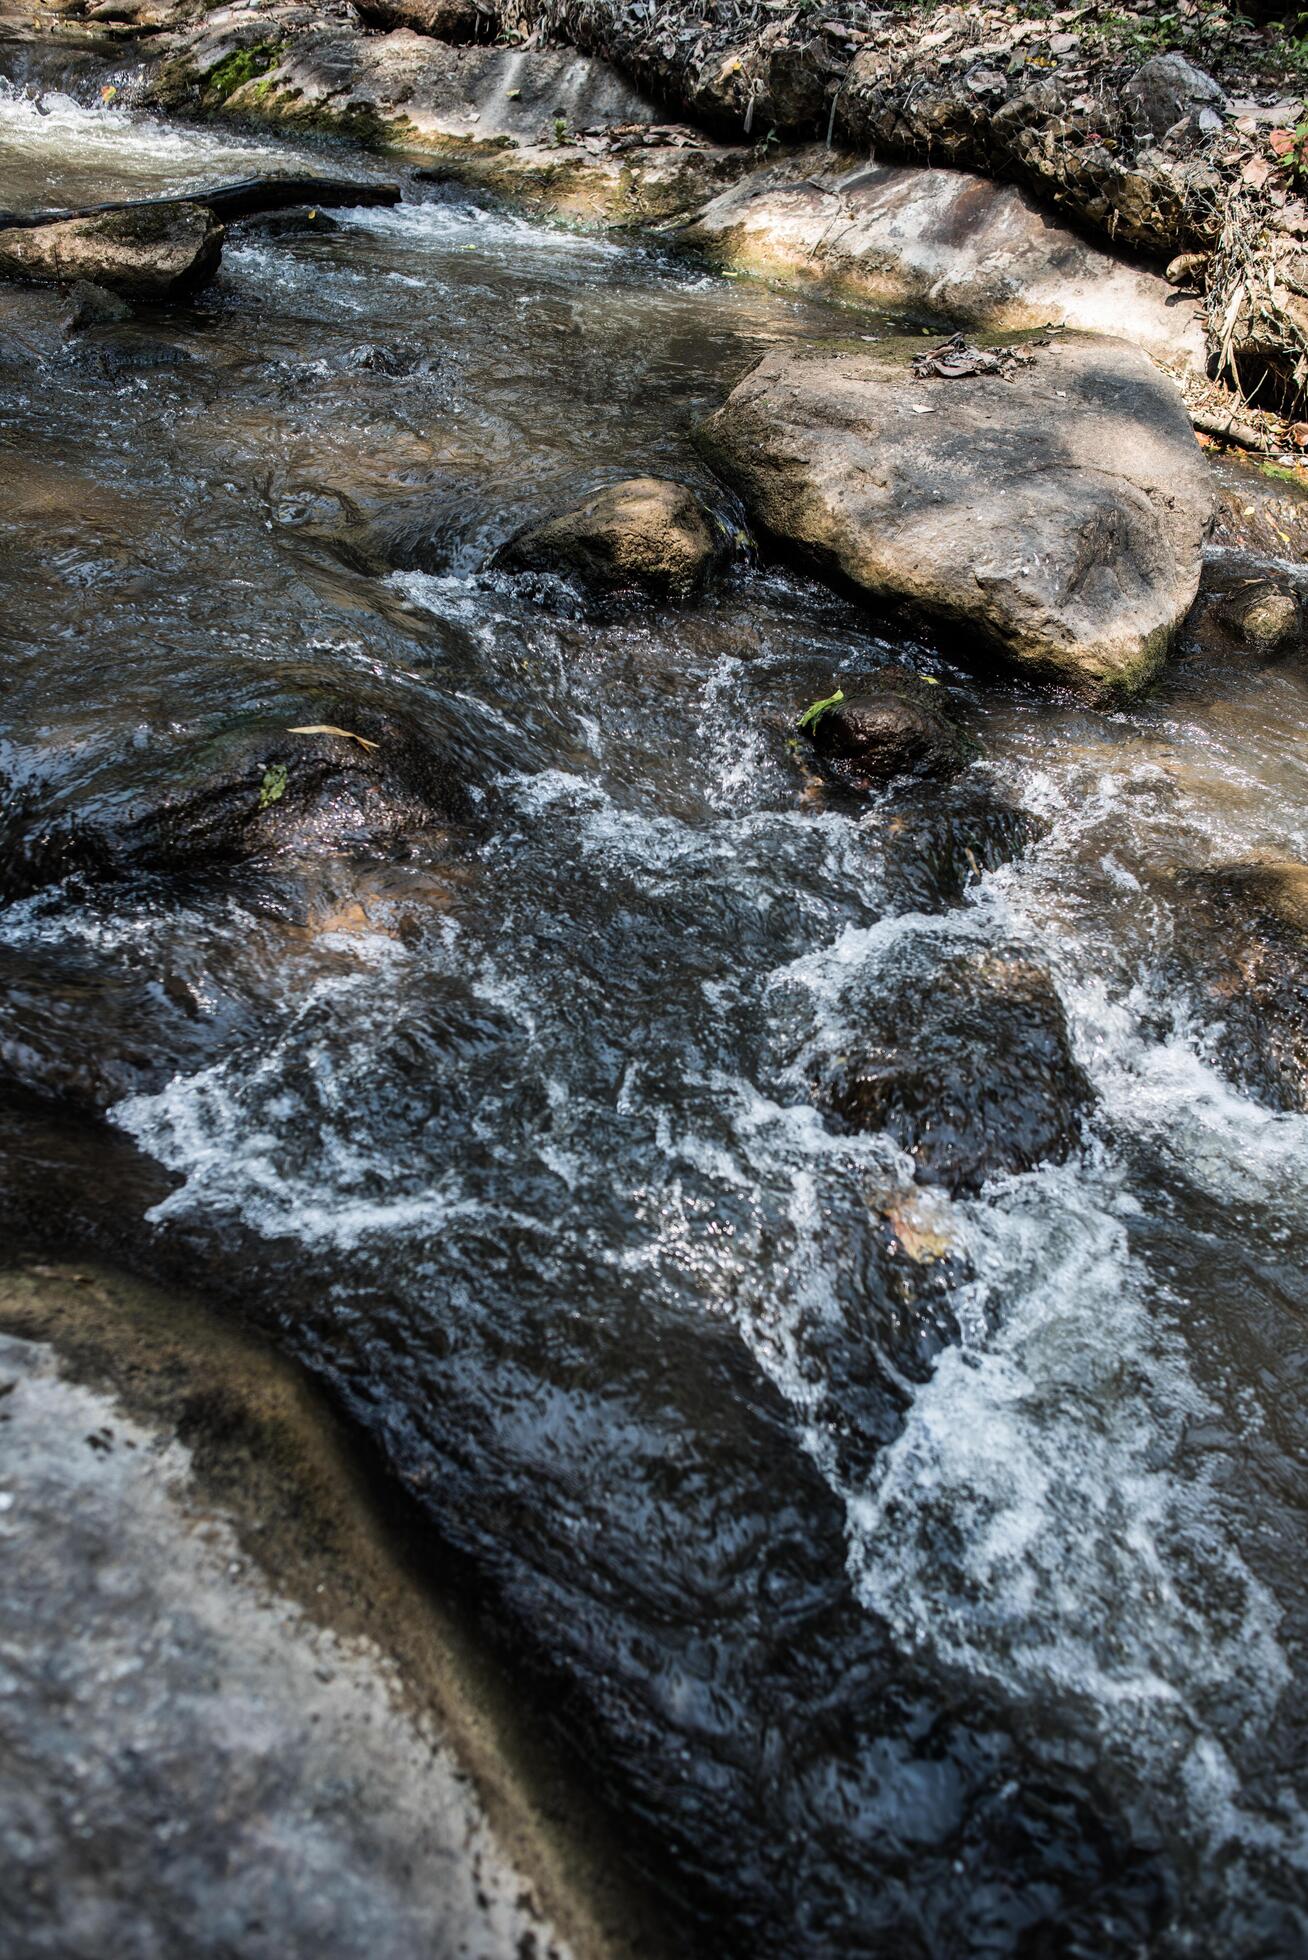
[287,724,380,751]
[1269,127,1298,158]
[1291,422,1308,447]
[1242,155,1272,189]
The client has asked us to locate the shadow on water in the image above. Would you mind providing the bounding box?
[2,86,1308,1956]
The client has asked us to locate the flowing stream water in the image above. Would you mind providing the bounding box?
[3,84,1308,1956]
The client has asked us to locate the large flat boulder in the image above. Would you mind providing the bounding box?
[695,330,1215,697]
[680,153,1208,378]
[0,203,223,299]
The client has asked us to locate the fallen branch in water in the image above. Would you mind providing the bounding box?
[0,178,401,232]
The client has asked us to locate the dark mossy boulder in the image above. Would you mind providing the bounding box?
[803,669,970,789]
[0,205,223,300]
[0,715,469,903]
[495,477,740,600]
[824,941,1092,1194]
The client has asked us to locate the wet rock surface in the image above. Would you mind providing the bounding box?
[0,715,471,903]
[825,940,1094,1195]
[804,668,969,789]
[1179,858,1308,1110]
[0,202,223,298]
[0,1260,653,1960]
[496,477,737,600]
[697,330,1216,697]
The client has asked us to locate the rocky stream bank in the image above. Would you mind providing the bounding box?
[8,0,1308,427]
[4,0,1308,693]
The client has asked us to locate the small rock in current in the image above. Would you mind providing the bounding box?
[1218,582,1300,650]
[62,280,132,335]
[804,669,970,788]
[824,943,1093,1194]
[496,477,739,600]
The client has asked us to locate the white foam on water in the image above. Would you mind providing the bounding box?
[723,747,1308,1882]
[336,195,624,269]
[717,1058,1306,1886]
[112,954,476,1247]
[386,570,507,638]
[0,82,335,206]
[120,1053,480,1245]
[848,1159,1289,1800]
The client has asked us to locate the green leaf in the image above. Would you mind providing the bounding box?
[258,763,288,810]
[797,688,845,734]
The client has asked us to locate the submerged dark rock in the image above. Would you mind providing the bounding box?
[496,477,740,599]
[1178,859,1308,1111]
[235,205,342,238]
[878,782,1044,913]
[0,716,469,903]
[314,490,469,575]
[805,669,969,788]
[826,942,1093,1193]
[61,279,132,334]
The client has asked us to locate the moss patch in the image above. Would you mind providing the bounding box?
[203,41,279,101]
